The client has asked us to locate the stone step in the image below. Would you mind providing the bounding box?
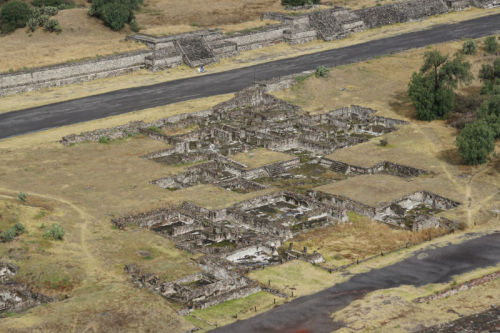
[175,37,218,67]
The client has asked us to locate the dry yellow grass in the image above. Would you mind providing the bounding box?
[231,148,296,169]
[171,184,277,210]
[0,191,196,332]
[287,212,448,267]
[0,8,146,73]
[249,260,338,296]
[186,291,286,332]
[136,0,282,28]
[333,264,500,332]
[316,174,465,207]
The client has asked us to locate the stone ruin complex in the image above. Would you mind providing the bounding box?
[127,0,498,71]
[59,83,461,312]
[0,262,52,316]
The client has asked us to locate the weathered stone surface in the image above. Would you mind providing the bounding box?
[0,262,52,316]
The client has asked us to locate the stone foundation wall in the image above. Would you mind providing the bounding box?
[320,157,427,178]
[354,0,449,29]
[60,109,211,146]
[0,50,151,97]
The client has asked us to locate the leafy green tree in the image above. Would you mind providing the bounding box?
[102,3,129,30]
[456,120,495,165]
[89,0,141,30]
[408,50,473,120]
[476,95,500,139]
[479,58,500,94]
[484,36,499,54]
[0,1,31,33]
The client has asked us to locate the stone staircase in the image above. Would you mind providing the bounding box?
[175,37,218,68]
[264,163,285,177]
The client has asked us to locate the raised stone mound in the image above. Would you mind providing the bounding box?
[473,0,500,7]
[308,7,365,41]
[125,258,261,311]
[354,0,449,29]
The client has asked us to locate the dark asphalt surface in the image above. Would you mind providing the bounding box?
[1,14,500,139]
[211,232,500,333]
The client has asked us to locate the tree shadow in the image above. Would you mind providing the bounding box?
[388,90,417,120]
[437,148,463,166]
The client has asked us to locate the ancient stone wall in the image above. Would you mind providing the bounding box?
[320,157,426,178]
[354,0,449,29]
[224,25,287,51]
[0,50,151,97]
[60,109,211,146]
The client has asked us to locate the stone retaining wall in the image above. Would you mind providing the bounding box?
[0,50,151,97]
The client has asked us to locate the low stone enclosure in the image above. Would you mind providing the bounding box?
[1,0,498,96]
[59,83,461,312]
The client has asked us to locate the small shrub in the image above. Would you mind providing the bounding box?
[129,18,139,32]
[0,1,32,33]
[315,65,329,78]
[98,136,110,144]
[1,228,17,242]
[13,223,26,235]
[32,0,73,9]
[147,125,161,133]
[456,221,467,231]
[102,3,129,31]
[484,36,498,54]
[462,40,477,55]
[43,18,62,32]
[38,14,49,26]
[44,224,65,240]
[17,192,28,202]
[379,139,388,146]
[281,0,320,6]
[27,17,39,31]
[40,6,59,16]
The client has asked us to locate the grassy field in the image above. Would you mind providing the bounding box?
[285,212,448,268]
[231,148,296,169]
[249,260,338,297]
[186,291,286,332]
[0,192,196,332]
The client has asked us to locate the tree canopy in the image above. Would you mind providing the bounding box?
[408,50,472,121]
[456,120,495,165]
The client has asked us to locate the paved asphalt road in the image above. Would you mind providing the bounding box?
[211,232,500,333]
[1,14,500,139]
